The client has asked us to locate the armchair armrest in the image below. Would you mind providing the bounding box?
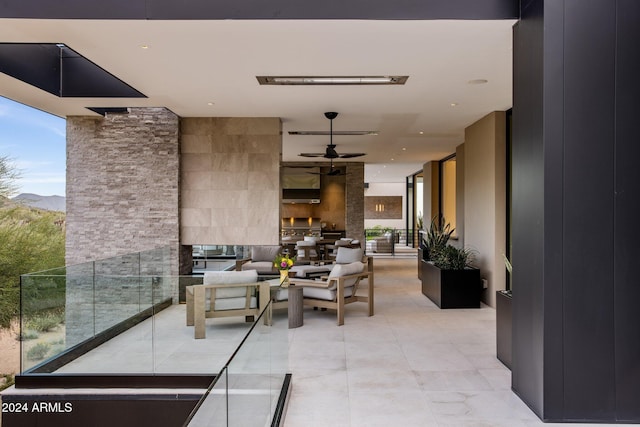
[290,271,371,288]
[289,278,329,288]
[235,257,251,271]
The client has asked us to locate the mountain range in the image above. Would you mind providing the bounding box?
[11,193,66,212]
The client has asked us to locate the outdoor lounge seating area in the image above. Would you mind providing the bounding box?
[225,245,374,327]
[7,255,552,427]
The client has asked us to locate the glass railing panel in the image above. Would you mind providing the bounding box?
[63,274,96,349]
[20,274,68,372]
[227,310,287,427]
[186,368,229,427]
[185,303,289,427]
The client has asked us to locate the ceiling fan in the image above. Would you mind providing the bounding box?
[306,158,348,176]
[298,112,367,159]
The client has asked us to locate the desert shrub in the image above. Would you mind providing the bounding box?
[26,342,51,360]
[0,374,15,392]
[0,206,65,328]
[25,310,64,333]
[19,330,40,340]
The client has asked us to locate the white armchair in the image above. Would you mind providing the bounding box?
[290,257,374,326]
[235,245,282,275]
[186,270,270,339]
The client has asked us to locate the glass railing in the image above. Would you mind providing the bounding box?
[19,247,173,372]
[184,302,288,427]
[19,246,290,425]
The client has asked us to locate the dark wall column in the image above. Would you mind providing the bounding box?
[613,0,640,421]
[512,0,640,422]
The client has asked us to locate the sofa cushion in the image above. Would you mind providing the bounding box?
[335,247,363,264]
[303,286,354,301]
[241,261,276,274]
[251,245,281,262]
[204,270,258,285]
[203,270,257,299]
[211,296,257,311]
[327,261,365,290]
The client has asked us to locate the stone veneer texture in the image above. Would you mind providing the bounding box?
[345,163,365,240]
[65,108,180,345]
[180,117,282,245]
[66,107,180,270]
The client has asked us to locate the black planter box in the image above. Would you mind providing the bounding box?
[421,260,481,308]
[496,290,512,369]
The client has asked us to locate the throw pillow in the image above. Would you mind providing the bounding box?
[251,245,281,262]
[335,247,363,264]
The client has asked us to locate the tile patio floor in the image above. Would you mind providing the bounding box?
[49,255,628,426]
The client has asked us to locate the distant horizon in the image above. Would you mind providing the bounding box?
[0,96,66,197]
[12,192,65,198]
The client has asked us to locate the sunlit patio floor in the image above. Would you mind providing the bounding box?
[50,256,627,426]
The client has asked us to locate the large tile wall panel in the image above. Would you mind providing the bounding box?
[180,117,281,245]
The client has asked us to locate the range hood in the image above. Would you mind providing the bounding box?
[282,167,321,204]
[282,188,321,204]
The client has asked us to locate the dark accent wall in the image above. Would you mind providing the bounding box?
[512,0,640,422]
[0,0,519,20]
[614,1,640,420]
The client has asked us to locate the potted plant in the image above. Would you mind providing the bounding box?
[420,216,481,309]
[422,214,454,261]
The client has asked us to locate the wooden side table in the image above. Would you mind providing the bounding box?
[288,286,303,328]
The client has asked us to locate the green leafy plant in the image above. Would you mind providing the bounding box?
[0,374,15,392]
[432,245,475,270]
[0,205,65,328]
[25,309,64,333]
[416,211,424,231]
[422,215,454,261]
[26,342,51,360]
[19,329,40,341]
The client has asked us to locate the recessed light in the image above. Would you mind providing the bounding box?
[419,131,424,135]
[450,103,458,107]
[141,45,149,49]
[391,158,395,161]
[468,79,488,85]
[207,102,214,106]
[402,148,407,151]
[257,76,409,85]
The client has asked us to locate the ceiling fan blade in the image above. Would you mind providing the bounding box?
[339,153,366,158]
[299,153,326,157]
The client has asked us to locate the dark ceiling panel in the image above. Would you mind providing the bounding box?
[0,44,60,95]
[0,0,518,20]
[60,49,145,98]
[0,43,145,99]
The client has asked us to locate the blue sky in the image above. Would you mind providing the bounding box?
[0,96,66,197]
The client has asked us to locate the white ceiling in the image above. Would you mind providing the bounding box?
[0,19,515,182]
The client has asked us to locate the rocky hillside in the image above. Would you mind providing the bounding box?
[11,193,65,212]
